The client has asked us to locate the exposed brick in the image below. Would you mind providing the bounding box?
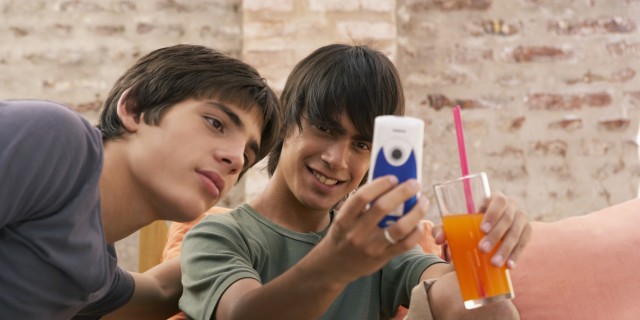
[508,117,525,131]
[361,0,395,12]
[52,24,73,36]
[136,23,155,34]
[427,94,487,110]
[548,117,583,131]
[549,17,636,35]
[593,159,626,180]
[548,188,574,201]
[157,0,189,12]
[583,92,612,107]
[548,163,571,179]
[607,40,640,58]
[565,68,636,84]
[526,92,612,111]
[468,19,520,36]
[492,165,528,180]
[89,25,126,36]
[68,100,103,113]
[581,138,613,156]
[531,140,568,157]
[244,0,293,11]
[309,0,359,11]
[611,68,637,82]
[526,93,581,111]
[55,0,104,12]
[447,45,493,64]
[113,0,137,12]
[507,45,573,63]
[486,146,525,158]
[598,118,631,131]
[625,91,640,106]
[9,26,30,37]
[407,0,492,11]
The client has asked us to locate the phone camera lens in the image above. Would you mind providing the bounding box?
[391,148,402,160]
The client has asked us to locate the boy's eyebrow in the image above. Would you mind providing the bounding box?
[206,101,243,128]
[205,101,260,158]
[352,132,372,142]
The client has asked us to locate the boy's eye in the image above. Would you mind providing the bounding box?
[355,142,371,151]
[316,125,331,134]
[206,117,224,132]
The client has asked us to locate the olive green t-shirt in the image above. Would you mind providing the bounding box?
[180,203,444,320]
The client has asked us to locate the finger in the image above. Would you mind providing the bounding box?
[380,196,428,247]
[503,214,532,268]
[336,175,398,223]
[431,225,446,245]
[480,192,510,234]
[359,179,421,228]
[478,194,516,253]
[388,220,424,254]
[490,209,530,267]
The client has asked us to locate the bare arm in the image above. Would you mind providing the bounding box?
[103,257,181,320]
[214,177,428,320]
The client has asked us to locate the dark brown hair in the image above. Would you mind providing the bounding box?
[98,44,281,176]
[267,43,405,175]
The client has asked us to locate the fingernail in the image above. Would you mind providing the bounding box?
[491,254,504,267]
[479,240,491,252]
[480,222,491,233]
[507,259,516,269]
[388,175,399,184]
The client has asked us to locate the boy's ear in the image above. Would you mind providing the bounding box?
[116,88,141,132]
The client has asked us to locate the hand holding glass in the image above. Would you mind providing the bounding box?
[434,172,514,309]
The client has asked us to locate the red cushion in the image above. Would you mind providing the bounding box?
[511,199,640,319]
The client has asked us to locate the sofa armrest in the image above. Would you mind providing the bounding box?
[511,199,640,319]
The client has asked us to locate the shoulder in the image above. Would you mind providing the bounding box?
[0,99,101,154]
[1,99,92,131]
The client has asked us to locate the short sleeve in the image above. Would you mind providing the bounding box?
[380,247,446,318]
[73,247,136,319]
[179,214,260,320]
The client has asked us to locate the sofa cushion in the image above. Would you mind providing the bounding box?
[511,199,640,319]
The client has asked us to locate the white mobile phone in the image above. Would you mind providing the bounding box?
[368,115,424,228]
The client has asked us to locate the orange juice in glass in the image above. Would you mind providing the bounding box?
[434,172,514,309]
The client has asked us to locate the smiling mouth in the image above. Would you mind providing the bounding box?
[311,169,343,186]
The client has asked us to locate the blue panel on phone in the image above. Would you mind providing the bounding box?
[372,147,418,228]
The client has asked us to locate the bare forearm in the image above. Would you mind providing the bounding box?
[420,264,519,320]
[218,254,350,320]
[105,258,182,320]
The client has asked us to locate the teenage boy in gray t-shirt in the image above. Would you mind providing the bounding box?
[0,44,280,319]
[180,44,532,320]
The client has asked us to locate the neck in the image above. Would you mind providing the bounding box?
[250,172,331,233]
[100,141,155,244]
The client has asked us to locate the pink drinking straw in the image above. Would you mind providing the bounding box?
[453,105,475,214]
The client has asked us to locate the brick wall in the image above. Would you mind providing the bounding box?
[2,0,639,269]
[396,0,640,221]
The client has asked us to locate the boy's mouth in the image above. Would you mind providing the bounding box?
[310,168,343,186]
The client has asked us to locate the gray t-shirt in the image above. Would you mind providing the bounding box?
[0,100,134,319]
[180,203,445,320]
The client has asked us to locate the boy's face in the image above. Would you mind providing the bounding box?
[122,98,263,222]
[277,113,372,211]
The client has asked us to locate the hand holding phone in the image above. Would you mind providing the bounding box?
[368,115,424,228]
